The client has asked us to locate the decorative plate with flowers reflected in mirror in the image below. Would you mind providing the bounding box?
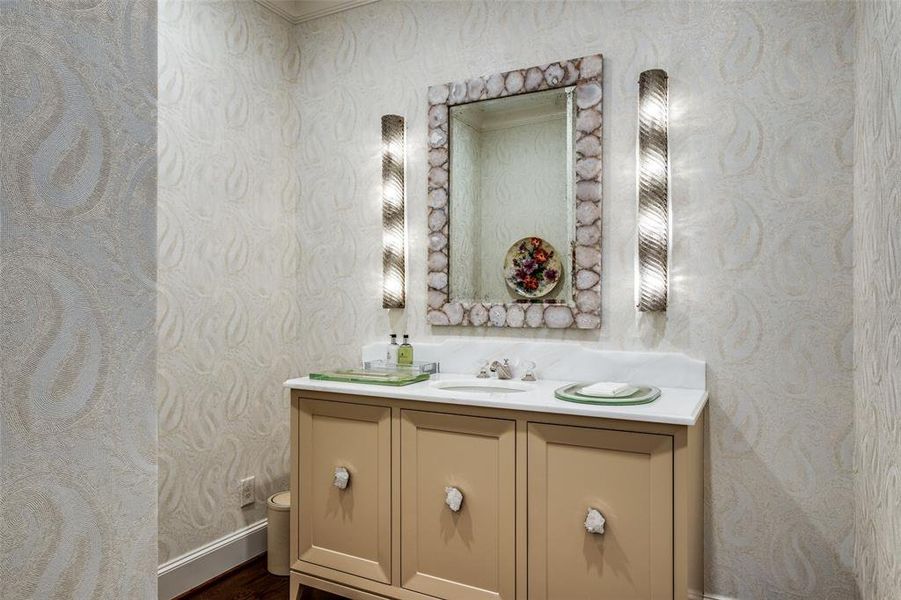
[503,236,563,299]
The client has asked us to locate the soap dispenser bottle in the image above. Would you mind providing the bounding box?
[386,334,399,363]
[397,334,414,365]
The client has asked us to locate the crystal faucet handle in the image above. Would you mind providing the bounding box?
[521,360,537,382]
[476,360,490,378]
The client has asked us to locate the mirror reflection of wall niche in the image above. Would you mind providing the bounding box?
[449,87,574,303]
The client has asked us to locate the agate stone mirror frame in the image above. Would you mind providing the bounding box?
[426,54,603,329]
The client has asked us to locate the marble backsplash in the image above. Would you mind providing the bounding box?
[361,339,706,390]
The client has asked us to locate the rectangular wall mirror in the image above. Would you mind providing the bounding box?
[427,54,603,329]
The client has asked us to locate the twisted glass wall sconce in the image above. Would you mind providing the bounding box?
[636,69,669,312]
[382,114,406,308]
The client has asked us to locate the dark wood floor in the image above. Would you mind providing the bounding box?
[179,555,348,600]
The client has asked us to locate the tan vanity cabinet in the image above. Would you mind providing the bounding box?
[528,423,674,600]
[400,410,516,600]
[295,398,392,583]
[290,390,703,600]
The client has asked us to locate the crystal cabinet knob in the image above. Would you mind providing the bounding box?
[584,507,606,534]
[445,486,464,512]
[333,467,350,490]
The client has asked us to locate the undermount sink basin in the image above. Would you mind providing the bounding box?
[429,379,534,394]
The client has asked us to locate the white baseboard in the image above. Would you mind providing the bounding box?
[704,594,739,600]
[157,519,268,600]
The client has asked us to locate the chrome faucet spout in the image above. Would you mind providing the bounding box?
[490,359,513,380]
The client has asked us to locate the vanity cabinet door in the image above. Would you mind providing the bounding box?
[528,423,674,600]
[400,410,516,600]
[297,398,391,583]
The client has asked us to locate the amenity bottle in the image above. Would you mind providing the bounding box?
[387,334,399,363]
[397,334,414,365]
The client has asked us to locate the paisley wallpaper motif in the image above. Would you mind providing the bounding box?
[295,1,857,597]
[156,0,303,563]
[0,0,158,598]
[853,1,901,597]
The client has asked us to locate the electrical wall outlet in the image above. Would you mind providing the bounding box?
[239,476,255,507]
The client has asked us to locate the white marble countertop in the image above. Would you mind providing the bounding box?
[284,373,708,426]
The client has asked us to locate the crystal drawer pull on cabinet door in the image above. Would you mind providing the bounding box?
[445,486,464,512]
[584,507,606,535]
[333,466,350,490]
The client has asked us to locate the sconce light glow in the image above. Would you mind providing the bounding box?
[382,114,406,309]
[636,69,669,312]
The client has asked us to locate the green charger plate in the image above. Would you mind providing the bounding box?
[310,369,430,386]
[555,383,661,405]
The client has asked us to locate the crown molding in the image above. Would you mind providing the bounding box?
[255,0,379,24]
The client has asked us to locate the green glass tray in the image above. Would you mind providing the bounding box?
[555,383,661,405]
[310,369,430,386]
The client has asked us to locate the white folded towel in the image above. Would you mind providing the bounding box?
[580,382,633,397]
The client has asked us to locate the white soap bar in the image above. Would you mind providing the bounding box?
[580,382,632,397]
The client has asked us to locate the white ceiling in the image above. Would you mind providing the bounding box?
[255,0,378,24]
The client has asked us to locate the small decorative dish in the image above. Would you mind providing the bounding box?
[554,383,661,405]
[504,236,562,298]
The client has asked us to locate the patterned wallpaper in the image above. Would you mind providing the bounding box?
[294,1,857,597]
[0,1,158,598]
[156,0,302,562]
[853,1,901,598]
